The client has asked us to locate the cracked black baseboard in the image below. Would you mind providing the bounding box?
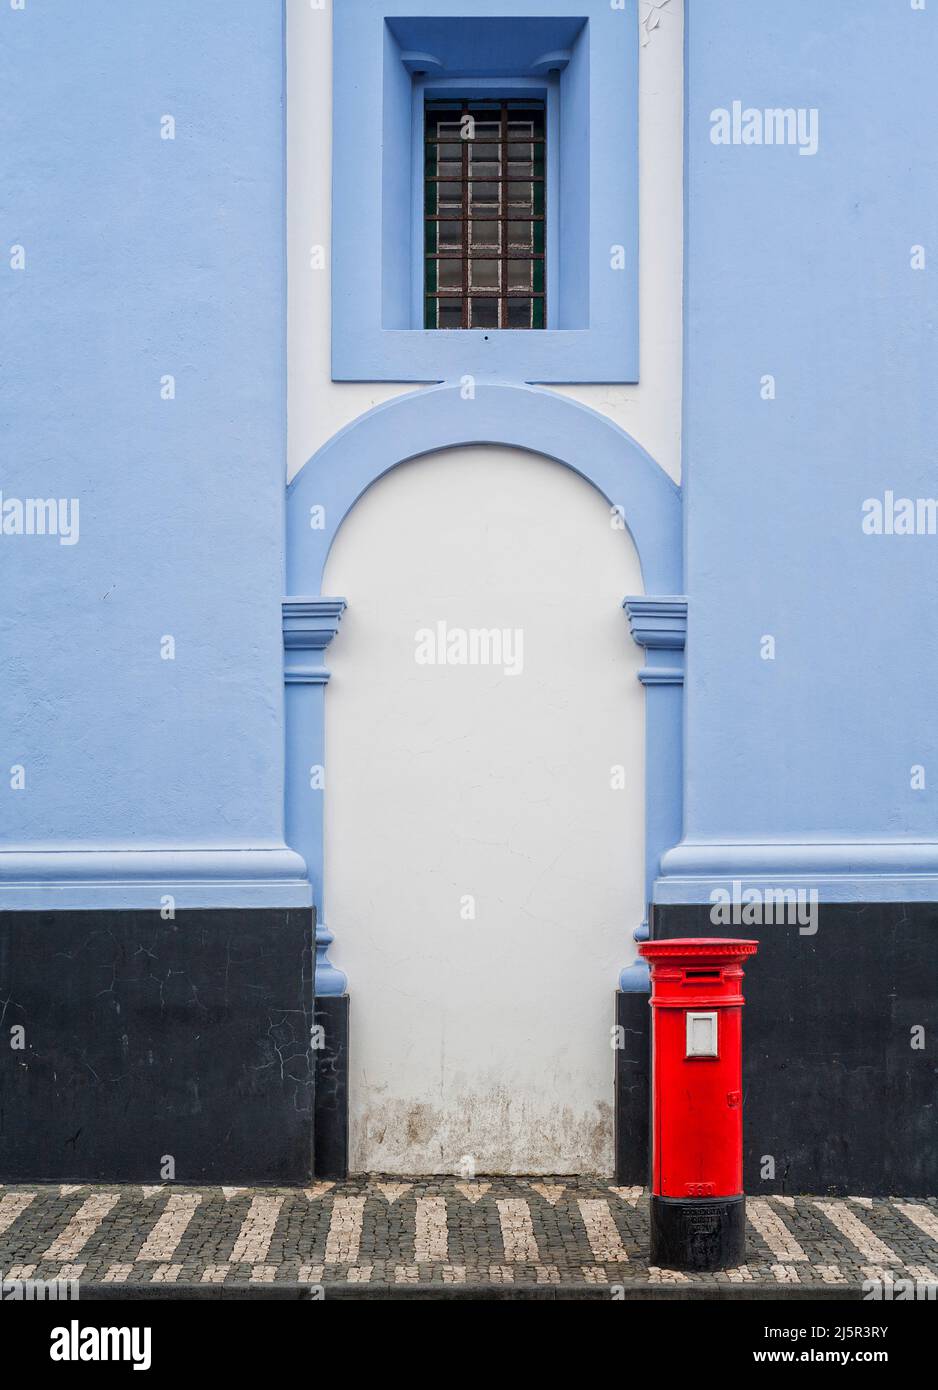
[652,903,938,1196]
[0,908,315,1185]
[615,988,650,1187]
[314,993,349,1180]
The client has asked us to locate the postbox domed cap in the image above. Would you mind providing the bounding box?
[637,938,758,962]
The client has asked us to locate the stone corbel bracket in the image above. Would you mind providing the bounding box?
[283,597,347,685]
[624,595,687,685]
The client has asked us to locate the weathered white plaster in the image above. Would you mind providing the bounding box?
[323,446,645,1173]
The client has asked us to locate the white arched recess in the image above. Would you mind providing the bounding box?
[284,384,685,1171]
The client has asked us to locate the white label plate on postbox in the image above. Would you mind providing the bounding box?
[686,1011,718,1058]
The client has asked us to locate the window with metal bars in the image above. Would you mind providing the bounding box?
[424,99,546,331]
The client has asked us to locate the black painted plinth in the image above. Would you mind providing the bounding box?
[653,902,938,1196]
[314,993,349,1179]
[651,1195,746,1272]
[614,989,650,1186]
[0,908,315,1185]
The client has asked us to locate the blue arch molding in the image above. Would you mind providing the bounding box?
[284,384,686,993]
[287,384,681,594]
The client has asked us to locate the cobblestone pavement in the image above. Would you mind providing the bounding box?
[2,1179,937,1296]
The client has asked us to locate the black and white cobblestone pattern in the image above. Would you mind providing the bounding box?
[1,1179,936,1293]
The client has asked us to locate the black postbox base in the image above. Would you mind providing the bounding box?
[650,1195,746,1272]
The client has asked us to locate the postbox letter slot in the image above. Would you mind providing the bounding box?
[685,1011,719,1058]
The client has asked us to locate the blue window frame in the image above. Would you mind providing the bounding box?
[332,1,639,384]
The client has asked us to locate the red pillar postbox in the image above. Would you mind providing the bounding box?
[638,937,758,1271]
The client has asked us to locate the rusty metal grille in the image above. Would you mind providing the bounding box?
[424,99,546,330]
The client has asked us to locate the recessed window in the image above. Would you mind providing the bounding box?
[424,100,546,331]
[333,6,637,381]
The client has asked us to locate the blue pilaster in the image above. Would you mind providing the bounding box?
[283,597,347,994]
[619,596,687,991]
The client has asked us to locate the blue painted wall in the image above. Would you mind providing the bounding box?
[8,0,934,911]
[0,1,307,906]
[660,0,938,902]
